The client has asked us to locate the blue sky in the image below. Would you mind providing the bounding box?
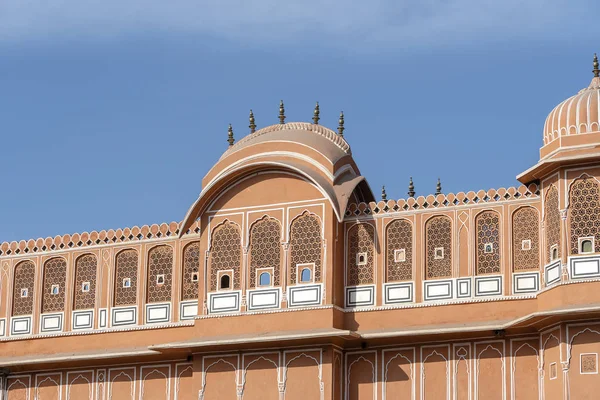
[0,0,599,242]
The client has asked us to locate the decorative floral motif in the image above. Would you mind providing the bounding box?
[146,245,173,303]
[545,186,561,263]
[249,217,281,288]
[476,211,501,275]
[569,177,600,254]
[385,219,412,281]
[289,212,322,284]
[347,223,375,286]
[209,221,241,291]
[114,249,138,306]
[12,260,35,316]
[581,353,597,373]
[74,254,97,310]
[512,207,540,271]
[426,216,452,279]
[42,257,67,313]
[181,242,200,300]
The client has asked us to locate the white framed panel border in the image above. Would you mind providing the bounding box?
[145,302,171,324]
[40,312,64,333]
[345,285,375,307]
[544,260,561,286]
[247,287,281,311]
[383,282,414,304]
[10,315,32,336]
[568,255,600,280]
[423,279,453,301]
[179,300,198,320]
[72,309,94,330]
[208,290,241,314]
[110,306,137,327]
[474,275,503,297]
[512,272,540,294]
[287,283,322,307]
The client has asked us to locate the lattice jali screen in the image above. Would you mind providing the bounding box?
[289,212,322,284]
[545,186,561,263]
[42,257,67,313]
[181,242,200,300]
[346,223,375,286]
[114,249,139,306]
[146,245,173,303]
[209,221,241,291]
[12,261,36,316]
[512,207,540,271]
[475,211,501,275]
[569,177,600,254]
[74,254,97,310]
[385,219,413,282]
[425,216,452,279]
[249,217,281,288]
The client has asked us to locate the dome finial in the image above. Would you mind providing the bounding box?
[313,102,320,124]
[594,53,599,78]
[408,177,415,198]
[249,109,256,133]
[337,111,345,137]
[435,178,442,195]
[381,185,387,201]
[227,124,235,147]
[279,100,286,124]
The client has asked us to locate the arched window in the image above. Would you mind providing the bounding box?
[512,207,540,272]
[300,268,312,283]
[114,249,138,306]
[249,217,281,288]
[13,261,35,316]
[219,274,231,290]
[425,216,452,279]
[385,219,413,282]
[42,258,67,313]
[209,221,241,291]
[74,254,97,310]
[259,272,271,287]
[289,212,322,284]
[346,223,375,286]
[182,242,200,300]
[544,186,561,264]
[146,245,173,303]
[569,177,600,255]
[475,211,501,275]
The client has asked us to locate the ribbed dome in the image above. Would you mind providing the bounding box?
[543,76,600,146]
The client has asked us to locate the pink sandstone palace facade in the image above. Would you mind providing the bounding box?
[2,57,600,400]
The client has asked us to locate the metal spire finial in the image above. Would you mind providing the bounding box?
[381,185,387,201]
[227,124,235,147]
[279,100,286,124]
[313,102,320,124]
[408,177,415,198]
[594,53,599,78]
[249,110,256,133]
[338,111,345,137]
[435,178,442,195]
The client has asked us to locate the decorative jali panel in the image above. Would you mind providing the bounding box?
[181,242,200,300]
[476,211,501,275]
[146,245,173,303]
[249,217,281,288]
[114,249,139,306]
[74,254,97,310]
[346,223,375,286]
[426,216,452,279]
[512,207,540,271]
[385,219,413,281]
[12,260,36,316]
[569,177,600,254]
[42,257,67,313]
[545,186,561,263]
[209,221,241,291]
[289,212,322,284]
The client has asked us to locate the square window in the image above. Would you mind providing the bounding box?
[82,282,91,293]
[522,239,532,251]
[123,278,131,288]
[550,362,557,380]
[51,284,60,295]
[434,247,444,260]
[156,274,165,285]
[296,263,315,284]
[217,270,233,291]
[20,288,28,298]
[484,243,494,253]
[191,272,199,282]
[551,245,559,261]
[581,353,598,374]
[579,237,595,254]
[394,249,406,263]
[356,252,367,266]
